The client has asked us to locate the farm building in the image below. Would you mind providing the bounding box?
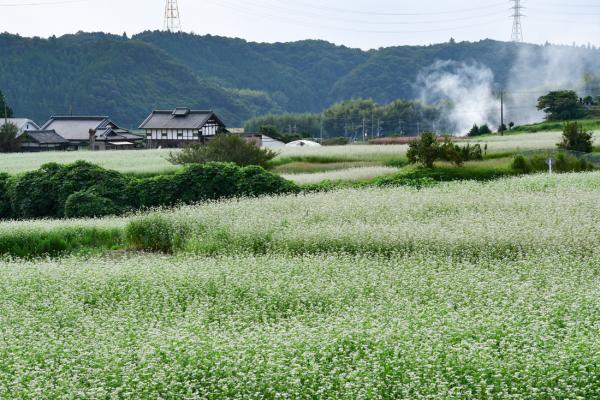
[41,116,143,150]
[18,130,71,152]
[3,118,40,135]
[139,108,226,148]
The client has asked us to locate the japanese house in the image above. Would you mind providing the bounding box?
[139,108,226,148]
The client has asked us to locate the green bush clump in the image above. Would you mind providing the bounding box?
[125,214,189,253]
[9,161,135,219]
[64,191,118,219]
[0,173,11,218]
[2,161,299,220]
[237,165,300,197]
[322,137,350,146]
[168,134,277,168]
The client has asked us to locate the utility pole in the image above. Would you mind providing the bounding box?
[500,90,505,136]
[320,115,324,143]
[164,0,182,32]
[510,0,524,43]
[377,118,381,137]
[362,117,366,142]
[2,93,7,126]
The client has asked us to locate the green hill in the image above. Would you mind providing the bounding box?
[1,31,599,127]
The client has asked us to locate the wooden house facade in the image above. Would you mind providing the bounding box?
[139,108,226,148]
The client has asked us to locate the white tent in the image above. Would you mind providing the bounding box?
[285,140,322,148]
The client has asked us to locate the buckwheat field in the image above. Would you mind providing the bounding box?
[2,172,600,399]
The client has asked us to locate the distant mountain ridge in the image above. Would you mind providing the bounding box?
[1,31,599,127]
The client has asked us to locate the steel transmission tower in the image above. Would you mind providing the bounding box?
[510,0,524,42]
[164,0,181,32]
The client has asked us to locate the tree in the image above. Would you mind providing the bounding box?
[0,90,13,119]
[468,124,480,136]
[557,122,593,153]
[478,124,492,135]
[407,132,440,168]
[0,123,20,153]
[537,90,587,121]
[168,134,277,168]
[498,123,507,133]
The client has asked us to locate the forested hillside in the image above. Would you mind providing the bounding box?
[1,31,599,127]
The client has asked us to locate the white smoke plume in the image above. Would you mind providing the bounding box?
[417,60,500,136]
[506,44,600,125]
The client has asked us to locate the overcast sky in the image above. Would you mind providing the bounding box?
[1,0,599,49]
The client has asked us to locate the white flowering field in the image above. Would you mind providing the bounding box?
[282,166,399,184]
[2,171,600,398]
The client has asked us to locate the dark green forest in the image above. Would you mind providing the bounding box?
[1,31,599,128]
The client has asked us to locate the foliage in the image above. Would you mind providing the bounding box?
[0,90,13,118]
[479,124,492,135]
[468,124,480,136]
[407,132,439,168]
[64,190,118,219]
[468,123,492,136]
[511,152,594,174]
[321,137,349,146]
[5,161,298,220]
[537,90,587,121]
[408,133,483,168]
[0,123,20,153]
[168,134,277,168]
[557,121,593,153]
[0,173,11,218]
[3,32,600,127]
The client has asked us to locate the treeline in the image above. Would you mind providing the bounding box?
[245,99,445,138]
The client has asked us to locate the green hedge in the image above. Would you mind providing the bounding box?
[2,161,298,220]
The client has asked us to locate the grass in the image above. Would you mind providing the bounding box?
[4,171,600,397]
[0,217,127,258]
[512,118,600,133]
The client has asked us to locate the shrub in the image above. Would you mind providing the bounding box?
[407,132,439,168]
[468,124,480,136]
[64,190,118,219]
[9,163,64,218]
[557,122,593,153]
[3,161,299,220]
[168,134,277,168]
[125,214,188,253]
[511,155,531,174]
[237,165,300,196]
[511,152,594,174]
[0,173,12,219]
[9,161,135,219]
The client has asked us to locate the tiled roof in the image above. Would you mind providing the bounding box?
[139,109,225,130]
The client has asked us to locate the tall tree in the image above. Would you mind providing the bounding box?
[537,91,587,121]
[0,123,20,152]
[0,90,13,119]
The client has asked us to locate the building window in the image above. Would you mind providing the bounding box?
[161,129,168,139]
[177,129,184,138]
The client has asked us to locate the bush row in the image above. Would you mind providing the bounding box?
[0,161,298,219]
[511,152,595,174]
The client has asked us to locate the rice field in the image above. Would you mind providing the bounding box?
[2,163,600,397]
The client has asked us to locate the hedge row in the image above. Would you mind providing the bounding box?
[0,161,298,219]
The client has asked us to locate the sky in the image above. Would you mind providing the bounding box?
[0,0,599,49]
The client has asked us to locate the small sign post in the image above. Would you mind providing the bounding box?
[546,157,555,175]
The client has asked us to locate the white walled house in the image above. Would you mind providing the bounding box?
[139,108,227,148]
[4,118,40,136]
